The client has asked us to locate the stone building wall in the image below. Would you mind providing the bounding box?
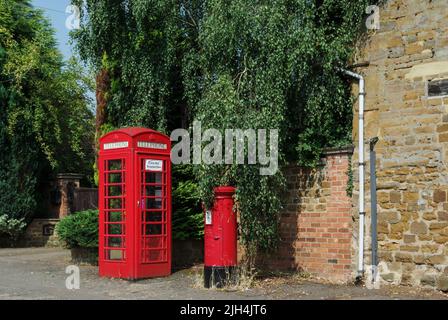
[352,0,448,291]
[255,147,354,282]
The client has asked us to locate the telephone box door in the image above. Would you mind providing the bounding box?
[136,154,171,277]
[99,155,135,279]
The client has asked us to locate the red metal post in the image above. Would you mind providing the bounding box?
[204,186,237,288]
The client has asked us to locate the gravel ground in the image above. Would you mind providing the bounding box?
[0,247,447,300]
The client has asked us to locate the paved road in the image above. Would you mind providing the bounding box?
[0,248,446,300]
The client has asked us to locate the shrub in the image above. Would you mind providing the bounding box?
[172,165,204,240]
[0,215,26,240]
[56,209,98,248]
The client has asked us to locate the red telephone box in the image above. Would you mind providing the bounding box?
[98,127,171,280]
[204,186,237,288]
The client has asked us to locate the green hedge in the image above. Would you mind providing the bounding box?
[56,209,98,248]
[172,165,204,240]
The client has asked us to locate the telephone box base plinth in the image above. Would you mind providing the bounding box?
[204,266,237,288]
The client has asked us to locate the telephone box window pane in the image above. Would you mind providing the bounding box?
[145,172,162,183]
[146,198,162,209]
[108,160,123,171]
[144,212,162,222]
[108,198,122,209]
[107,249,123,260]
[145,186,162,197]
[108,237,123,247]
[147,250,163,262]
[107,211,123,222]
[145,236,163,248]
[146,224,162,235]
[108,173,122,183]
[108,186,123,196]
[108,224,123,235]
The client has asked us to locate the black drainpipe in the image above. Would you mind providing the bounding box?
[369,137,379,283]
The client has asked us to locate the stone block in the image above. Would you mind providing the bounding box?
[395,252,413,263]
[403,192,419,203]
[410,221,428,234]
[433,235,448,244]
[390,191,402,203]
[433,189,446,203]
[420,274,436,287]
[437,276,448,292]
[423,212,437,221]
[379,211,401,224]
[439,133,448,143]
[403,234,416,243]
[437,211,448,221]
[381,273,396,282]
[400,245,419,252]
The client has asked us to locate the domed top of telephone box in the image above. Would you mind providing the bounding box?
[99,127,170,155]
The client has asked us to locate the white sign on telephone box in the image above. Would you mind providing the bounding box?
[145,159,163,171]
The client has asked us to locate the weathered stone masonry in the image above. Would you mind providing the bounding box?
[352,0,448,290]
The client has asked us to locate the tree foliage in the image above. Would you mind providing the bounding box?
[72,0,378,256]
[0,0,95,221]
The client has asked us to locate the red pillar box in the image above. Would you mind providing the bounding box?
[204,186,237,288]
[98,128,171,280]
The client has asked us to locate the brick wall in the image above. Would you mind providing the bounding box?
[255,147,354,282]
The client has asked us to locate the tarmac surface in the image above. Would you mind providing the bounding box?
[0,247,447,300]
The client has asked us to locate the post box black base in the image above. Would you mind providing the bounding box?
[204,266,237,288]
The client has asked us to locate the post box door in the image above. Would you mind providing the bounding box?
[204,209,223,266]
[138,155,169,264]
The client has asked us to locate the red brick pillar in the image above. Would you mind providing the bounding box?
[295,147,354,282]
